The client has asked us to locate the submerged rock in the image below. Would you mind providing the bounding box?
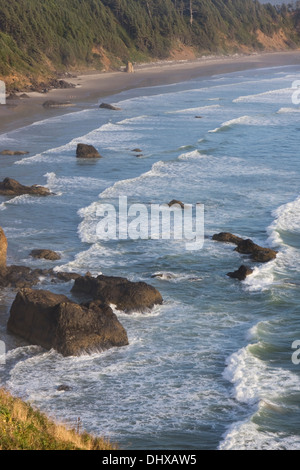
[76,143,102,159]
[0,177,51,197]
[72,274,163,313]
[30,249,61,261]
[168,200,185,209]
[227,265,254,281]
[0,150,29,156]
[99,103,121,111]
[7,288,129,357]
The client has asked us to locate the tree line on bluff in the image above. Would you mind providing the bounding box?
[0,0,300,88]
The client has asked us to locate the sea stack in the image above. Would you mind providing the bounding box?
[125,61,134,73]
[0,227,8,272]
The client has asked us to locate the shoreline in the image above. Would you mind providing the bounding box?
[0,50,300,136]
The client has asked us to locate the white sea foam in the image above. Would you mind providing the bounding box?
[44,172,106,193]
[233,87,293,104]
[219,419,300,450]
[277,107,300,114]
[151,271,202,282]
[269,195,300,239]
[223,344,300,405]
[167,104,221,114]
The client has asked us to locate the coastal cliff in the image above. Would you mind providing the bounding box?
[0,0,299,91]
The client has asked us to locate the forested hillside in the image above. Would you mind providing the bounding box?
[0,0,299,89]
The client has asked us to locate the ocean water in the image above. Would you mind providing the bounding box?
[0,64,300,450]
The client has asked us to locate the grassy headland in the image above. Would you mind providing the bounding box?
[0,388,116,450]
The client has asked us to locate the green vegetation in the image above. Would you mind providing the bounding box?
[0,387,116,450]
[0,0,299,88]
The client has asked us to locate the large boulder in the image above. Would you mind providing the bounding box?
[76,144,102,159]
[0,178,51,197]
[72,274,163,313]
[212,232,244,245]
[0,227,7,272]
[7,288,129,356]
[235,239,277,262]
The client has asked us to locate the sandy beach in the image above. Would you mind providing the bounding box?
[0,50,300,136]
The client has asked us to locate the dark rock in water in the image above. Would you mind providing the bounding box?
[57,384,72,392]
[72,274,163,313]
[227,265,254,281]
[43,100,74,108]
[0,177,51,196]
[0,150,29,156]
[7,288,129,357]
[0,266,83,289]
[132,148,142,153]
[168,199,185,209]
[99,103,121,111]
[212,232,244,245]
[195,116,203,119]
[76,143,102,159]
[235,239,277,262]
[30,249,61,261]
[213,232,277,263]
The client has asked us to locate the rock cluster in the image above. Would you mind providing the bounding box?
[1,226,163,356]
[212,231,278,281]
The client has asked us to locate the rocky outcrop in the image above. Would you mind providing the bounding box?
[212,232,244,245]
[99,103,121,111]
[0,178,51,197]
[72,274,163,312]
[0,227,7,273]
[76,144,102,159]
[213,232,277,263]
[234,239,277,262]
[0,150,29,156]
[30,249,61,261]
[227,265,254,281]
[0,227,79,288]
[7,288,129,356]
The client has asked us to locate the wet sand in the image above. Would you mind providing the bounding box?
[0,50,299,136]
